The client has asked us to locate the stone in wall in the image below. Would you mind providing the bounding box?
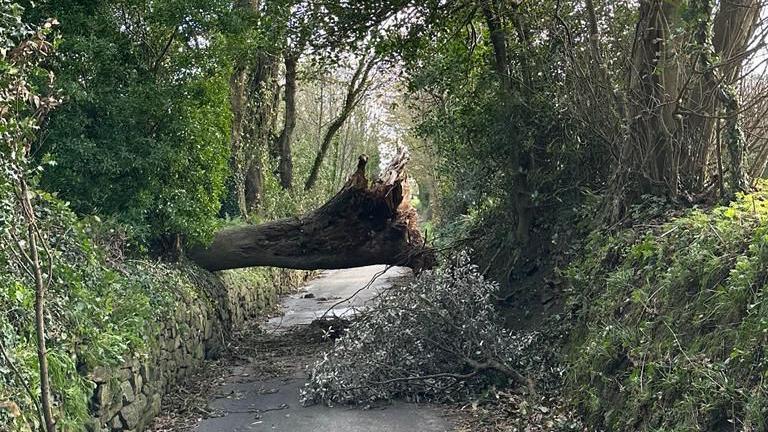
[84,268,311,432]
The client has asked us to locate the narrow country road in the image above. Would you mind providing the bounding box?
[194,265,454,432]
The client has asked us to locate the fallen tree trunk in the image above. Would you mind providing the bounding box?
[189,148,434,271]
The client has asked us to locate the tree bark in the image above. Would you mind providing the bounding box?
[481,3,531,244]
[19,179,56,432]
[606,0,684,220]
[229,57,280,217]
[276,52,298,189]
[227,65,250,218]
[226,0,282,217]
[190,148,434,271]
[242,54,281,213]
[626,0,682,195]
[711,0,760,194]
[713,0,761,82]
[305,57,375,191]
[607,0,760,213]
[679,0,759,195]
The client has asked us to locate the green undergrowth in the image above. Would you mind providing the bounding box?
[0,189,287,431]
[566,189,768,431]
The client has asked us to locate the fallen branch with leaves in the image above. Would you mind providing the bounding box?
[301,252,535,406]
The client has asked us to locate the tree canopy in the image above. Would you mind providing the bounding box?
[3,0,768,430]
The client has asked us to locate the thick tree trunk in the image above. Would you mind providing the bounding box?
[226,0,282,217]
[228,55,280,217]
[243,54,280,213]
[624,0,683,195]
[190,148,434,271]
[713,0,762,184]
[680,0,759,195]
[227,65,249,218]
[712,0,759,193]
[244,158,264,212]
[606,0,684,220]
[607,0,760,214]
[277,53,298,189]
[713,0,761,82]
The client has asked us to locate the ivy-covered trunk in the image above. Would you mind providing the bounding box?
[225,0,283,218]
[711,0,761,194]
[227,52,280,218]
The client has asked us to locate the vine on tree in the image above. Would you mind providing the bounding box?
[1,3,62,431]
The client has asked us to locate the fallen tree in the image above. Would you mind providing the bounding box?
[189,148,434,271]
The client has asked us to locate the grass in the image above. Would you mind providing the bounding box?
[565,189,768,431]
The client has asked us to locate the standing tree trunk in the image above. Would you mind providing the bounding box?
[276,52,298,189]
[606,0,761,216]
[305,57,376,191]
[691,0,755,196]
[712,0,761,193]
[623,0,683,196]
[242,53,281,213]
[19,179,56,432]
[227,65,250,218]
[481,3,531,244]
[679,0,759,196]
[226,0,283,217]
[606,0,685,220]
[228,53,280,217]
[713,0,761,82]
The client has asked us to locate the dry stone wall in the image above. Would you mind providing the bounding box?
[83,268,311,432]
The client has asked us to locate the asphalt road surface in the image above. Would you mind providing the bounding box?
[194,265,454,432]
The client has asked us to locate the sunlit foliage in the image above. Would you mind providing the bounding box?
[31,0,234,245]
